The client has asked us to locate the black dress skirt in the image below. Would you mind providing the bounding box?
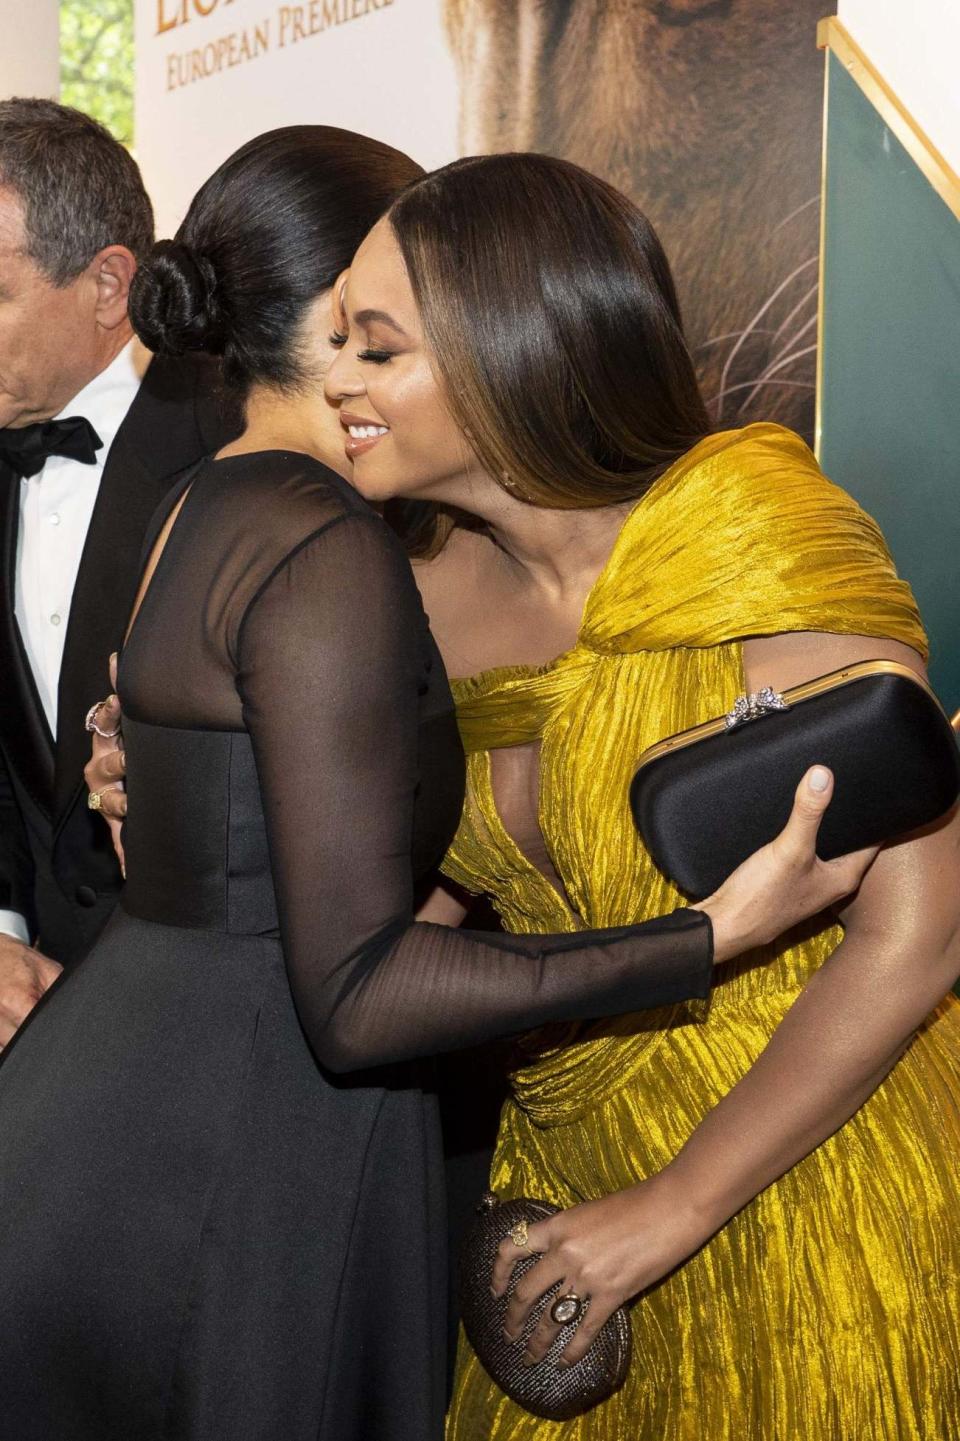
[0,453,712,1440]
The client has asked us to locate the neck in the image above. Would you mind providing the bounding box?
[12,323,136,429]
[98,320,135,373]
[219,383,348,477]
[63,322,135,411]
[449,475,635,601]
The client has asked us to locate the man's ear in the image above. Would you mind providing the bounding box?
[91,245,138,331]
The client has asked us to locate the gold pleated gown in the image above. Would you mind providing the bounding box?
[443,425,960,1440]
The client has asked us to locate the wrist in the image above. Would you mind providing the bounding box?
[657,1146,741,1240]
[694,895,735,966]
[632,1165,719,1252]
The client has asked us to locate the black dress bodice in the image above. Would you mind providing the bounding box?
[119,453,463,940]
[121,724,279,935]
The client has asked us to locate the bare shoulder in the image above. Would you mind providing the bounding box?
[744,631,926,693]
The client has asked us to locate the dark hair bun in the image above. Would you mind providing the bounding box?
[129,239,226,356]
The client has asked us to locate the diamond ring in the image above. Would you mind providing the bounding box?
[85,699,121,740]
[550,1292,584,1326]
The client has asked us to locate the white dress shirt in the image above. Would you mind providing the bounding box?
[1,340,144,944]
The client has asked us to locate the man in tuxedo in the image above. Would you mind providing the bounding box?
[0,98,239,1041]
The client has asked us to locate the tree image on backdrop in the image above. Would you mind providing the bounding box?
[444,0,825,442]
[61,0,134,146]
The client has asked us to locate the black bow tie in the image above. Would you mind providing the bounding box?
[0,416,103,479]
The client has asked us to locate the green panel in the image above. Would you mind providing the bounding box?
[819,52,960,711]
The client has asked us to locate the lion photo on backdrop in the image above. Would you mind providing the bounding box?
[444,0,826,441]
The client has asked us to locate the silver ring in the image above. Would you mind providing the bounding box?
[550,1293,584,1326]
[85,700,121,740]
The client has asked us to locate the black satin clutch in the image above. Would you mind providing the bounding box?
[458,1193,632,1420]
[630,660,960,900]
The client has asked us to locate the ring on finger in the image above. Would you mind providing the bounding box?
[87,782,122,812]
[550,1292,584,1326]
[508,1220,531,1250]
[85,700,121,740]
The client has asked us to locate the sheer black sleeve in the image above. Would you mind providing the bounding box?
[237,512,711,1072]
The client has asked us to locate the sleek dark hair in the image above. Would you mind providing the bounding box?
[0,97,155,284]
[387,152,711,549]
[130,126,423,393]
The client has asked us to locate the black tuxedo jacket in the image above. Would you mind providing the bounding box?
[0,352,242,965]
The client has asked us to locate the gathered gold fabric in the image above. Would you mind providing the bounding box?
[443,425,960,1439]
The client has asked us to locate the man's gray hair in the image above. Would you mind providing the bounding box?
[0,97,154,285]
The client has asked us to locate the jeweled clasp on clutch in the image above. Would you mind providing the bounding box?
[724,686,789,731]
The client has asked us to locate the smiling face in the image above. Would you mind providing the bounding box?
[324,217,485,505]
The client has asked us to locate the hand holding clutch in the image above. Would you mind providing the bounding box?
[695,764,879,964]
[490,1173,702,1372]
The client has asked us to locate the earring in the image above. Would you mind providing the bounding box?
[501,471,528,500]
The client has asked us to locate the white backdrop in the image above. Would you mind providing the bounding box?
[838,0,960,174]
[0,0,59,101]
[134,0,460,237]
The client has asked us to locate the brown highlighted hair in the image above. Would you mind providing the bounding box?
[388,153,711,552]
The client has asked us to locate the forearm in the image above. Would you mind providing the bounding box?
[300,908,712,1072]
[664,917,960,1232]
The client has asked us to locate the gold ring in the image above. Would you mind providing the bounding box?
[509,1220,530,1249]
[87,790,104,811]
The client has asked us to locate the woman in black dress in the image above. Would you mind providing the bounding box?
[0,128,870,1441]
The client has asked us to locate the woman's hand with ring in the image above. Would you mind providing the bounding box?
[491,1173,704,1368]
[83,655,127,872]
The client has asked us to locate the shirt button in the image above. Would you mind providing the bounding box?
[50,613,61,626]
[49,512,61,526]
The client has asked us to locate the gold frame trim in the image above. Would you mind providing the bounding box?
[816,16,960,221]
[814,32,831,457]
[633,660,946,774]
[815,16,960,458]
[814,21,960,716]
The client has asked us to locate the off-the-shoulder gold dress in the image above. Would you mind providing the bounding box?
[444,425,960,1440]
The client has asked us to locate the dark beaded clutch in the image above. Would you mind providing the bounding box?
[458,1192,632,1421]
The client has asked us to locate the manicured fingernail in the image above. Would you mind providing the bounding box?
[557,1358,571,1370]
[522,1352,537,1368]
[808,766,830,793]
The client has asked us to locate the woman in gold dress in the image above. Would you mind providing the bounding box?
[327,153,960,1440]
